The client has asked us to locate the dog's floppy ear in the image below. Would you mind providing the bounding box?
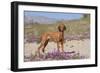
[58,25,61,31]
[64,25,66,30]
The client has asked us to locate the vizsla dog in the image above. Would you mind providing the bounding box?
[37,23,66,55]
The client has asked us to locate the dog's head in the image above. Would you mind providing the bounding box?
[58,23,66,32]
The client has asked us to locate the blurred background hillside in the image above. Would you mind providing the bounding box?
[24,12,90,43]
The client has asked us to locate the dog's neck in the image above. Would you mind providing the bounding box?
[59,31,64,37]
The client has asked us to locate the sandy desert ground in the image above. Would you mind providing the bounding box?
[24,39,90,62]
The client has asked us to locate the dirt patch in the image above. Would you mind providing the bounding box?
[24,39,90,62]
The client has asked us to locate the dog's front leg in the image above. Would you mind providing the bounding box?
[61,41,64,53]
[57,42,60,52]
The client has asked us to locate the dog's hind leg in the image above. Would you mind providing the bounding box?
[42,39,49,53]
[38,39,49,55]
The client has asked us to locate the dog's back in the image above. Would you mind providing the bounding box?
[40,32,61,42]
